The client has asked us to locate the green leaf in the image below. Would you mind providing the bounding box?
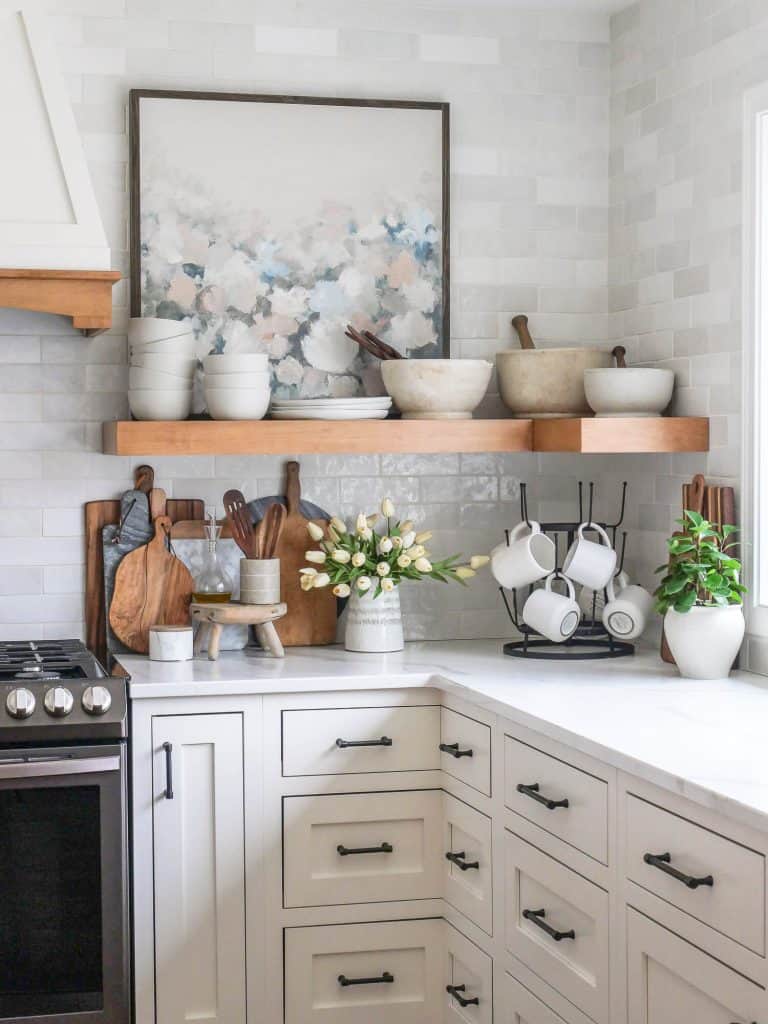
[673,590,697,613]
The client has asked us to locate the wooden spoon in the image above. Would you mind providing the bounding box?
[261,502,287,560]
[223,489,256,559]
[511,315,536,350]
[362,330,404,360]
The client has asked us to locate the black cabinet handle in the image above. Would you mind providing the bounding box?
[440,742,473,759]
[643,852,714,890]
[517,782,569,810]
[336,736,392,748]
[523,908,575,942]
[337,842,393,856]
[446,984,479,1007]
[446,850,480,871]
[338,971,394,987]
[162,742,173,799]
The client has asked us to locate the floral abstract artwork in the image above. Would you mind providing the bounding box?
[131,92,448,399]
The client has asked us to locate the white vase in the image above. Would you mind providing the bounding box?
[664,605,745,679]
[344,587,404,653]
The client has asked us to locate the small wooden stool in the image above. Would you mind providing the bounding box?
[190,601,287,661]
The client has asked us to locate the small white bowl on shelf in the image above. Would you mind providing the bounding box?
[128,317,193,344]
[129,367,193,391]
[129,334,197,360]
[205,386,270,421]
[129,388,193,421]
[130,352,198,378]
[381,358,492,419]
[202,371,270,390]
[203,353,269,375]
[584,367,675,417]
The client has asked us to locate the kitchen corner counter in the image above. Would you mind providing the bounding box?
[119,640,768,834]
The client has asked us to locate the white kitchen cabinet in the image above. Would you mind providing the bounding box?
[627,909,766,1024]
[444,793,493,935]
[151,713,246,1024]
[444,923,493,1024]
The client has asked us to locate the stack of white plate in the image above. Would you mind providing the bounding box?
[203,353,271,420]
[270,397,392,420]
[128,318,197,421]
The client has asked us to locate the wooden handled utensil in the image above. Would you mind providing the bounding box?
[223,488,256,559]
[260,502,286,560]
[362,329,404,360]
[511,314,536,350]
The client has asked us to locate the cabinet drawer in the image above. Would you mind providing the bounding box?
[284,790,443,907]
[284,919,444,1024]
[505,831,610,1024]
[441,708,491,796]
[504,736,608,864]
[627,909,765,1024]
[445,923,492,1024]
[282,705,440,776]
[444,794,493,935]
[503,973,572,1024]
[625,794,765,955]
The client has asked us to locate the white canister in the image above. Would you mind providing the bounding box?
[149,625,194,662]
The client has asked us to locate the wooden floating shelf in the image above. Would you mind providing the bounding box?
[0,268,121,336]
[103,416,709,456]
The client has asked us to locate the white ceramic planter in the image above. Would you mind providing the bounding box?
[344,587,404,653]
[664,605,745,679]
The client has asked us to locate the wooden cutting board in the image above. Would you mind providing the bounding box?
[108,515,194,654]
[85,499,121,663]
[276,461,337,646]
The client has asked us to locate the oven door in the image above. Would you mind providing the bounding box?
[0,745,129,1024]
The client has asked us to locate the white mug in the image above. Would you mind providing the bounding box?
[563,522,617,591]
[523,574,581,643]
[578,570,630,617]
[491,521,556,591]
[602,580,653,640]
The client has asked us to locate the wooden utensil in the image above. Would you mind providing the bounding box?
[612,345,627,368]
[362,329,404,360]
[511,314,536,350]
[260,502,286,560]
[109,515,194,654]
[344,324,397,362]
[277,461,337,646]
[661,473,706,664]
[223,488,256,559]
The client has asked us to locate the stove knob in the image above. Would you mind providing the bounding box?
[6,687,36,719]
[82,685,112,716]
[44,686,74,717]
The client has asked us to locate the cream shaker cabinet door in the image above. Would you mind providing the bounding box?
[627,910,766,1024]
[444,793,493,935]
[152,714,246,1024]
[444,923,493,1024]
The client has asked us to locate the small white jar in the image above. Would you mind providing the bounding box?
[149,625,194,662]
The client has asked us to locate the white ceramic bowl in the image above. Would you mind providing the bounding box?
[129,388,192,421]
[205,387,270,421]
[381,359,492,419]
[128,317,193,344]
[496,347,613,418]
[129,334,197,359]
[129,352,198,378]
[584,367,675,417]
[202,370,270,390]
[203,353,269,374]
[129,367,193,391]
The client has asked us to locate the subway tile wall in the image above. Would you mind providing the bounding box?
[0,0,612,642]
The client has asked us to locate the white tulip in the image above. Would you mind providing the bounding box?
[456,567,476,580]
[307,521,324,541]
[299,566,317,577]
[397,554,412,569]
[399,520,414,534]
[355,513,368,533]
[409,544,426,559]
[333,583,351,598]
[327,526,339,544]
[356,575,372,592]
[470,555,490,570]
[391,535,403,550]
[378,536,393,554]
[331,516,347,535]
[359,527,373,541]
[376,562,390,576]
[367,513,380,527]
[332,549,351,564]
[414,557,432,573]
[300,574,315,591]
[305,550,326,564]
[351,552,366,568]
[381,497,395,518]
[415,530,432,544]
[313,572,331,588]
[381,577,395,592]
[401,530,416,549]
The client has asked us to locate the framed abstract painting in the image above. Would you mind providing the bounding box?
[129,90,449,399]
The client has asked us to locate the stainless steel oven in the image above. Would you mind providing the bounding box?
[0,641,129,1024]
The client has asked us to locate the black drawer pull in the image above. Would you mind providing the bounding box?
[523,908,575,942]
[446,984,479,1007]
[162,742,173,800]
[517,782,569,810]
[338,971,394,987]
[337,842,393,856]
[643,852,714,890]
[336,736,392,748]
[440,742,473,759]
[446,850,480,871]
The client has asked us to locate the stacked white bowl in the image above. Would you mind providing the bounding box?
[128,318,197,421]
[203,353,271,420]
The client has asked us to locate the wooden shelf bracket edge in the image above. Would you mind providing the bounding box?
[0,269,121,336]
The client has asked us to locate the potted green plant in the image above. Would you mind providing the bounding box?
[654,511,746,679]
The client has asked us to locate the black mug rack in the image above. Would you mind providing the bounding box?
[499,481,635,661]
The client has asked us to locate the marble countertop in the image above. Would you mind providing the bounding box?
[120,640,768,833]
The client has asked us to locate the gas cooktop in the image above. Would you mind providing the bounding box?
[0,639,108,682]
